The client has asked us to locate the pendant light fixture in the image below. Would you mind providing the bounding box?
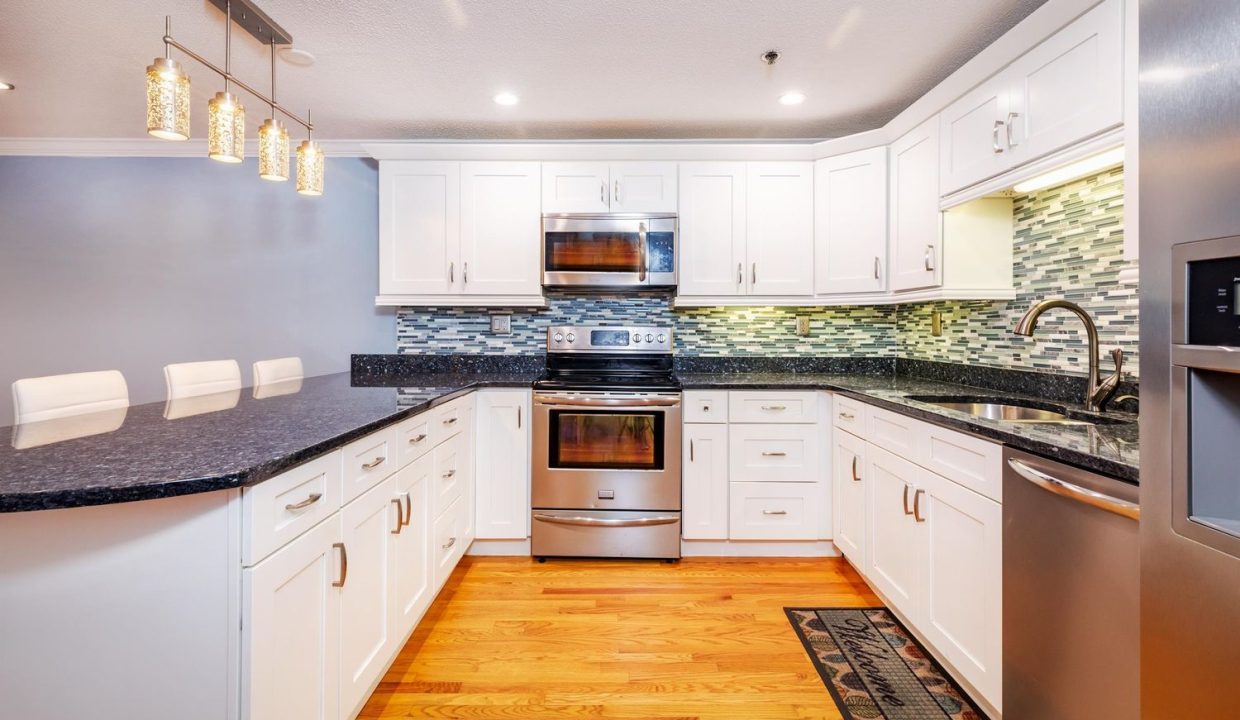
[296,109,324,196]
[207,1,244,163]
[258,39,289,181]
[146,18,191,140]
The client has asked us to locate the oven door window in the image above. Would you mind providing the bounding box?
[549,410,664,470]
[545,231,642,273]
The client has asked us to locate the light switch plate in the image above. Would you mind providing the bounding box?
[796,315,811,337]
[490,314,512,334]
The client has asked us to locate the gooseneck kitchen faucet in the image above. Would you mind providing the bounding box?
[1013,298,1123,412]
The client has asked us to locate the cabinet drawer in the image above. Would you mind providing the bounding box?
[833,395,867,437]
[432,497,466,589]
[242,450,343,566]
[395,411,433,468]
[728,391,818,423]
[728,424,822,483]
[684,391,728,423]
[867,406,918,459]
[918,423,1003,502]
[341,426,399,504]
[729,481,821,540]
[432,433,466,517]
[432,396,468,444]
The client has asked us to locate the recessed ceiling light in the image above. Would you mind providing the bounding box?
[277,47,316,67]
[779,92,805,106]
[493,92,519,106]
[0,81,14,91]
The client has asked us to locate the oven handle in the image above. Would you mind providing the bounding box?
[533,513,680,528]
[535,396,681,408]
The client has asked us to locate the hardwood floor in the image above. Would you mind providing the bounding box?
[359,556,880,719]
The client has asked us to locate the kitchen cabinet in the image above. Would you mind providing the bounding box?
[682,422,729,540]
[542,161,676,213]
[678,162,748,296]
[831,427,867,566]
[459,162,542,296]
[729,481,822,541]
[243,516,342,720]
[814,148,888,294]
[474,390,531,540]
[433,498,468,590]
[940,82,1011,197]
[889,115,942,292]
[392,453,433,637]
[728,423,821,484]
[379,161,460,296]
[746,162,814,296]
[338,477,400,720]
[865,445,925,624]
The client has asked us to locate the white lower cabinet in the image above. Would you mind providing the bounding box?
[243,516,343,720]
[729,481,821,540]
[865,446,925,623]
[433,497,467,590]
[682,422,729,540]
[831,427,866,566]
[392,453,433,635]
[474,390,531,540]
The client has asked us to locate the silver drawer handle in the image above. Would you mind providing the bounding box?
[443,469,456,478]
[332,542,347,588]
[361,456,386,470]
[409,433,427,444]
[390,499,404,535]
[851,456,860,482]
[533,513,679,528]
[1006,111,1021,147]
[873,256,881,279]
[992,120,1006,153]
[913,488,926,523]
[924,244,935,272]
[284,493,323,512]
[761,405,787,411]
[443,417,458,426]
[838,411,855,420]
[761,451,787,457]
[1007,458,1139,520]
[902,484,914,515]
[762,509,788,516]
[442,536,457,550]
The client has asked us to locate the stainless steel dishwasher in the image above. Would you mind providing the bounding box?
[1003,448,1139,720]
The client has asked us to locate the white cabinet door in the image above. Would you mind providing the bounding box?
[243,515,341,720]
[610,162,678,213]
[379,161,460,296]
[682,423,729,540]
[1006,0,1123,164]
[392,453,432,637]
[458,399,477,547]
[459,162,542,296]
[433,498,467,591]
[432,434,466,518]
[814,148,888,295]
[474,390,531,540]
[832,428,867,567]
[677,162,747,296]
[940,83,1011,195]
[890,116,942,292]
[541,162,611,213]
[866,446,925,624]
[338,477,400,720]
[919,469,1003,711]
[746,162,814,296]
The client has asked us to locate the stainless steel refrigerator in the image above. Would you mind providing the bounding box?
[1141,1,1240,715]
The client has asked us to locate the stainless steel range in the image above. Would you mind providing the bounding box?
[531,325,682,560]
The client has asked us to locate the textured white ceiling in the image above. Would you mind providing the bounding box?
[0,0,1047,140]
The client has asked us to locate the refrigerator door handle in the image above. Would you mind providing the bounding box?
[1007,458,1140,520]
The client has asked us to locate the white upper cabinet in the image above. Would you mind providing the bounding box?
[890,116,943,292]
[940,83,1012,195]
[746,162,815,296]
[459,162,542,296]
[474,390,531,541]
[678,162,747,296]
[1005,0,1123,163]
[542,162,677,213]
[814,148,888,295]
[379,161,460,296]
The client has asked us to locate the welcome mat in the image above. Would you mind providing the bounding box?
[785,608,987,720]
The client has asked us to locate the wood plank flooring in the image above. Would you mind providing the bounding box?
[359,556,880,719]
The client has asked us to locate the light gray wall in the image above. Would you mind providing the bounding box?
[0,156,393,423]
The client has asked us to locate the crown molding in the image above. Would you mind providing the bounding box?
[0,137,371,158]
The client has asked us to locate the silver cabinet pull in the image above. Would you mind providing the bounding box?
[638,221,648,282]
[362,456,385,470]
[443,416,458,426]
[614,179,620,203]
[761,451,787,457]
[751,262,757,286]
[600,181,606,205]
[851,456,861,482]
[902,484,914,515]
[443,469,456,479]
[285,493,323,512]
[763,509,788,516]
[1007,458,1140,520]
[409,433,427,445]
[873,256,881,279]
[838,411,855,420]
[913,489,926,522]
[390,498,404,535]
[737,262,743,285]
[690,439,695,462]
[992,120,1006,154]
[449,261,454,283]
[442,536,457,550]
[463,261,468,284]
[403,492,412,528]
[517,405,522,429]
[761,405,787,411]
[1005,111,1021,147]
[332,542,348,588]
[533,513,679,528]
[924,244,936,271]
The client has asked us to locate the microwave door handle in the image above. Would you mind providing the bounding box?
[638,222,648,282]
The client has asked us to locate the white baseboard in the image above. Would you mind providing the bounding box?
[680,539,840,557]
[466,538,531,556]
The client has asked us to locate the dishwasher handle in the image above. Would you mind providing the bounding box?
[1007,458,1140,520]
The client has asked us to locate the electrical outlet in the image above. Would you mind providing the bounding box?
[796,315,811,337]
[931,311,943,337]
[490,314,512,334]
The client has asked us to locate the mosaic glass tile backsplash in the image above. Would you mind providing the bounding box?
[396,167,1138,379]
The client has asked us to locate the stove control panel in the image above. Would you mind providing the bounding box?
[547,326,673,353]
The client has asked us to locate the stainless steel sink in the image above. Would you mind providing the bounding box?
[903,395,1129,426]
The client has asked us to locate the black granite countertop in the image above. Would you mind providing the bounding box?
[0,371,540,513]
[677,372,1139,483]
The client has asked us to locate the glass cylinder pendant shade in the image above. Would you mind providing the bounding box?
[258,118,289,181]
[145,57,190,140]
[207,92,245,163]
[296,140,324,196]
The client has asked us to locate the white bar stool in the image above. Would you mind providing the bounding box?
[163,360,242,401]
[11,370,130,425]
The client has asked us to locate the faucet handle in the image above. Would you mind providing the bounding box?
[1110,347,1124,375]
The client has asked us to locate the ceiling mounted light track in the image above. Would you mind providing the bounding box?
[146,0,323,196]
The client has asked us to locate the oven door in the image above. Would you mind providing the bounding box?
[532,392,682,511]
[542,214,677,288]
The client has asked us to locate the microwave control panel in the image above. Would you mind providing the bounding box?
[1188,255,1240,346]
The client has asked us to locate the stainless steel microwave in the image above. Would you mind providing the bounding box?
[542,214,677,290]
